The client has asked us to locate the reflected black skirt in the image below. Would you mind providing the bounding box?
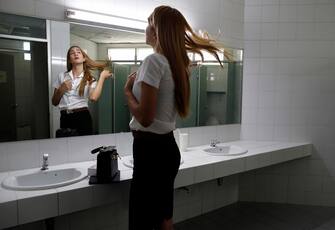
[129,130,180,230]
[59,109,92,136]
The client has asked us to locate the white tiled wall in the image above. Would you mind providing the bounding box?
[241,0,335,206]
[0,200,17,229]
[18,193,58,224]
[0,124,240,172]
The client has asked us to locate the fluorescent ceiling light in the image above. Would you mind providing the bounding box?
[65,9,147,32]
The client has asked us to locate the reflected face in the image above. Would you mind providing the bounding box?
[69,47,85,64]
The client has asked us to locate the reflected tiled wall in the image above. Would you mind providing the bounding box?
[49,21,70,138]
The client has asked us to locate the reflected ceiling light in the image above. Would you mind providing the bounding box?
[65,9,147,32]
[23,42,30,51]
[24,53,31,61]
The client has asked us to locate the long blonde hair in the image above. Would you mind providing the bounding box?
[66,46,106,96]
[150,6,230,117]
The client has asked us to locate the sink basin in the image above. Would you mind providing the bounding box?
[121,155,184,169]
[204,145,248,156]
[2,167,87,191]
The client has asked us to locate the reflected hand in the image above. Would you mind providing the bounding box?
[100,69,113,79]
[124,72,136,96]
[60,79,72,93]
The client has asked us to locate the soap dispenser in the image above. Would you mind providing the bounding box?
[89,146,120,184]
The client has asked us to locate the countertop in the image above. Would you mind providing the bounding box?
[0,140,312,228]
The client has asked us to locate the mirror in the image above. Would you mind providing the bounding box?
[0,13,48,142]
[0,13,243,142]
[70,23,243,134]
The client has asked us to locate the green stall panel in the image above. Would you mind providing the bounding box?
[113,64,132,133]
[176,66,198,128]
[97,69,113,134]
[198,65,208,126]
[226,61,242,124]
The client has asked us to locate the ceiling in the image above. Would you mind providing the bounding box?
[70,23,145,44]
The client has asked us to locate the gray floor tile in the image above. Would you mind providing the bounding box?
[315,217,335,230]
[174,202,335,230]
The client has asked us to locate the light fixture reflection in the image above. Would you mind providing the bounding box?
[23,42,30,51]
[65,9,147,32]
[24,53,31,61]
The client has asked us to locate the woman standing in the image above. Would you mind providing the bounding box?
[124,5,227,230]
[52,46,112,136]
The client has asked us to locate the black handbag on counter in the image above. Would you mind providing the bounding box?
[89,146,120,184]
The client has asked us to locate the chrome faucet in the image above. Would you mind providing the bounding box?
[210,139,220,148]
[41,153,49,170]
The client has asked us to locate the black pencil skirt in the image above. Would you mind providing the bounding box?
[129,130,181,230]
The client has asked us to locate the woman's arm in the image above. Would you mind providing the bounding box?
[124,73,157,127]
[89,70,112,101]
[51,80,72,106]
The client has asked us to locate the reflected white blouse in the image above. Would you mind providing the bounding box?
[53,70,97,110]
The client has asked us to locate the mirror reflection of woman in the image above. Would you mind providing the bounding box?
[52,46,112,136]
[124,5,227,230]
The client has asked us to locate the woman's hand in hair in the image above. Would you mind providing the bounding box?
[89,70,113,102]
[100,69,113,80]
[124,72,136,96]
